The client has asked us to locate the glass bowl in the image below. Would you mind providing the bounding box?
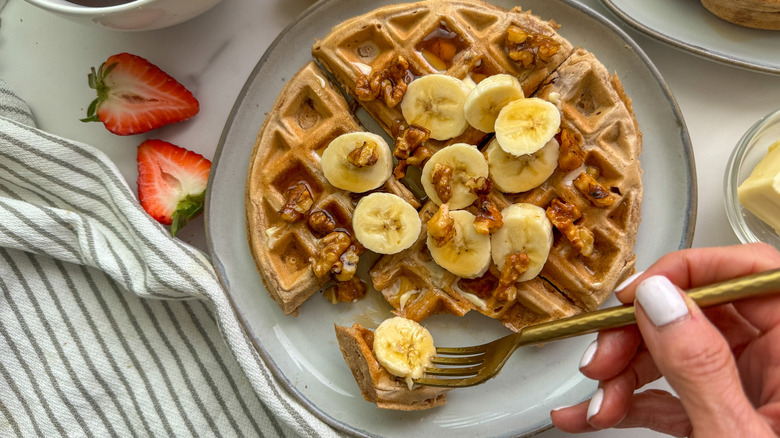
[724,107,780,249]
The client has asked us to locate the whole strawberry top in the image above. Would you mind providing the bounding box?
[83,52,199,136]
[137,139,211,236]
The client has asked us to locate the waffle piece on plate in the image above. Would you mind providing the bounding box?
[245,61,418,314]
[369,201,477,321]
[496,48,643,331]
[312,0,574,158]
[334,323,449,410]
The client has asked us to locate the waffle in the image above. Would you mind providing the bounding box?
[246,0,643,410]
[245,61,418,314]
[334,323,449,410]
[312,0,573,156]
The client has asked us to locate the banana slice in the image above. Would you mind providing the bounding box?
[400,74,471,141]
[373,316,436,389]
[485,136,560,193]
[494,97,560,156]
[420,143,489,210]
[427,209,491,278]
[463,74,525,133]
[352,192,421,255]
[491,203,553,282]
[321,132,393,193]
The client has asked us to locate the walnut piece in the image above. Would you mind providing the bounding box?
[465,176,491,196]
[431,162,454,203]
[394,124,430,160]
[381,79,407,108]
[558,129,585,172]
[323,277,367,304]
[347,140,379,168]
[407,145,432,167]
[393,125,432,179]
[331,244,361,282]
[466,177,502,235]
[311,231,352,277]
[473,198,503,235]
[279,182,313,222]
[394,144,433,179]
[495,253,530,303]
[355,72,382,101]
[393,160,409,180]
[427,203,455,247]
[307,210,336,236]
[546,198,594,256]
[505,24,561,69]
[573,172,617,208]
[355,56,411,108]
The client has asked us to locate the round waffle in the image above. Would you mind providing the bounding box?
[245,0,643,409]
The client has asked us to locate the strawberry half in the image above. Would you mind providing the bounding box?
[136,139,211,236]
[82,52,199,136]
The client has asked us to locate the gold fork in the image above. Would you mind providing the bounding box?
[415,268,780,388]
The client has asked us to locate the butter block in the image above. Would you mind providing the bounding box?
[738,140,780,234]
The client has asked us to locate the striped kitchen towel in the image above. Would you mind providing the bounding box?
[0,81,340,437]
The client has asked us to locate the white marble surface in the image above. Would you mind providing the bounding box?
[2,0,780,436]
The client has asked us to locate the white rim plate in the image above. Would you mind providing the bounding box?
[205,0,696,436]
[601,0,780,75]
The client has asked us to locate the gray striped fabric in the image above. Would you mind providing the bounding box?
[0,80,340,437]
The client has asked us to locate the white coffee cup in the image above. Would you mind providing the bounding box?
[23,0,223,31]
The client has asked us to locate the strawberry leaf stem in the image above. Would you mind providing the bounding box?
[169,191,205,237]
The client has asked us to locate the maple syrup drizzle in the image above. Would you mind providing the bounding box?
[416,23,467,71]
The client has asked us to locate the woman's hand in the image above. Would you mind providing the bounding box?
[550,243,780,437]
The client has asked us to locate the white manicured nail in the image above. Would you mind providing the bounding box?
[586,387,604,421]
[615,271,644,292]
[579,340,598,369]
[635,275,689,327]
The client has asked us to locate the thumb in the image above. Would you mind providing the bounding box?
[634,275,761,435]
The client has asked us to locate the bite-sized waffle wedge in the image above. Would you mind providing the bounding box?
[334,323,449,410]
[245,61,418,314]
[312,0,573,156]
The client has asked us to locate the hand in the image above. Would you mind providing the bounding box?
[550,243,780,437]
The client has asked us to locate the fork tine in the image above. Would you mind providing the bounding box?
[434,345,488,355]
[430,355,485,365]
[415,373,492,388]
[424,364,482,377]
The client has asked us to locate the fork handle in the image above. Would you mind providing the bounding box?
[517,268,780,346]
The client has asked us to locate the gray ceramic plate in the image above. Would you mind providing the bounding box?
[205,0,696,436]
[602,0,780,75]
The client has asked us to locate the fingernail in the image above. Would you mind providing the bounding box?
[635,275,689,327]
[586,387,604,421]
[551,404,573,412]
[579,340,598,369]
[615,270,644,292]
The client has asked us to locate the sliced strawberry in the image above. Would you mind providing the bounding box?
[136,139,211,236]
[82,52,199,136]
